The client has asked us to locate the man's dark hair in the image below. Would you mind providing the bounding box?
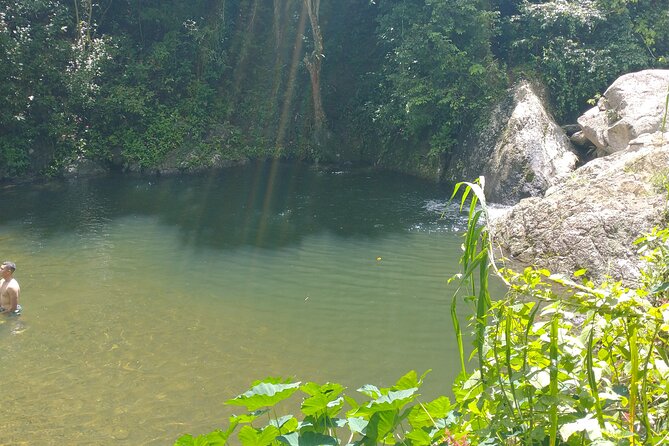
[2,261,16,272]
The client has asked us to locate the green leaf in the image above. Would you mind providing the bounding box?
[199,431,229,446]
[238,425,280,446]
[353,388,419,418]
[393,370,422,390]
[230,410,268,425]
[174,430,230,446]
[278,432,299,446]
[277,431,337,446]
[558,415,603,441]
[399,370,430,391]
[469,63,485,75]
[328,418,347,428]
[270,415,298,432]
[227,378,301,411]
[357,384,381,399]
[652,282,669,293]
[363,410,398,444]
[347,416,368,434]
[174,434,195,446]
[300,382,345,416]
[408,397,452,429]
[404,428,432,445]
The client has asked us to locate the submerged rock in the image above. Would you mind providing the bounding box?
[491,133,669,285]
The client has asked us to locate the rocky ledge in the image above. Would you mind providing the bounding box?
[489,69,669,285]
[491,132,668,284]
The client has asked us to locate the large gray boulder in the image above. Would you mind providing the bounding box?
[578,70,669,156]
[491,133,669,285]
[443,80,578,205]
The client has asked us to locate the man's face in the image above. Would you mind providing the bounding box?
[0,266,10,279]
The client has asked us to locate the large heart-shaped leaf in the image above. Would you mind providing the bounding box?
[277,431,338,446]
[407,396,453,429]
[238,425,280,446]
[227,378,301,411]
[300,382,345,417]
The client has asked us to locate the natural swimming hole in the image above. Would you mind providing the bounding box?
[0,161,506,444]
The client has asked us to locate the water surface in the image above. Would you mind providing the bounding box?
[0,161,501,444]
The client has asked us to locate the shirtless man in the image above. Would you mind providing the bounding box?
[0,261,21,315]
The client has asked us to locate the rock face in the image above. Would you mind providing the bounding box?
[443,80,578,205]
[491,133,669,284]
[63,156,109,178]
[578,70,669,156]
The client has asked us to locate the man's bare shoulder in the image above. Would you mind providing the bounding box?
[1,278,19,291]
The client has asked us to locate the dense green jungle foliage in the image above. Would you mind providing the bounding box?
[1,0,668,179]
[175,180,669,446]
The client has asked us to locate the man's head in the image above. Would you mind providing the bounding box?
[0,261,16,278]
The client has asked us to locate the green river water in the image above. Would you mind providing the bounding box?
[0,161,505,445]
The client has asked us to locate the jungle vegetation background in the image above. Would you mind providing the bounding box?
[1,0,668,179]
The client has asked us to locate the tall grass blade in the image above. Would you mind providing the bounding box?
[629,324,639,444]
[585,320,605,428]
[504,307,523,424]
[549,311,559,446]
[522,303,541,433]
[662,84,669,132]
[451,294,466,376]
[491,314,518,426]
[448,177,509,411]
[476,249,490,379]
[640,323,661,438]
[448,178,489,377]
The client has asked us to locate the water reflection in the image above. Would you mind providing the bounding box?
[1,161,458,250]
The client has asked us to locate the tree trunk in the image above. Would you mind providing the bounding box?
[303,0,327,144]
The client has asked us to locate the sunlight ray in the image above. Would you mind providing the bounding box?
[275,1,307,151]
[228,0,261,115]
